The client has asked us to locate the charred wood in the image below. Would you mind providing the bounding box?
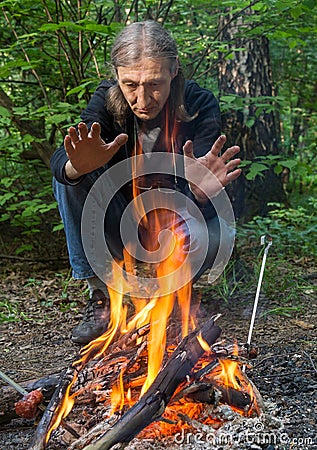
[182,381,251,409]
[30,368,74,450]
[0,339,256,429]
[30,325,151,449]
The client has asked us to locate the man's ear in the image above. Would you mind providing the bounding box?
[171,57,179,79]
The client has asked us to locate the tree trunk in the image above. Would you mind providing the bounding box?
[218,10,287,220]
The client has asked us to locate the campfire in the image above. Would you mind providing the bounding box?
[31,151,262,450]
[31,307,261,450]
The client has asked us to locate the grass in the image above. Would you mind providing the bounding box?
[260,306,303,318]
[202,227,316,323]
[0,299,30,323]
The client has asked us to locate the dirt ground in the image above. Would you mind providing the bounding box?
[0,255,316,450]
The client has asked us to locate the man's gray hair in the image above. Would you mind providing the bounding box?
[111,20,178,73]
[106,21,192,125]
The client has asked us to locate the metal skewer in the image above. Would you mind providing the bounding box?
[0,368,29,396]
[243,235,272,372]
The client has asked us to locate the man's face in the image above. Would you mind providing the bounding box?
[117,58,178,121]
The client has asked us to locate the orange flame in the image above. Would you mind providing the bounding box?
[47,150,196,436]
[45,378,76,443]
[110,368,125,415]
[211,342,261,416]
[197,332,212,355]
[217,359,241,391]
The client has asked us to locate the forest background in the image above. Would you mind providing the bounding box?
[0,0,316,311]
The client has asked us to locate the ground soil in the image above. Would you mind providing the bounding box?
[0,253,316,450]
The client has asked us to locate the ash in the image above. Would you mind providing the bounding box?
[126,403,311,450]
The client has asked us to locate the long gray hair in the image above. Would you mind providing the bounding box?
[106,21,192,125]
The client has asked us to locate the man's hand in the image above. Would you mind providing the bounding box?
[64,122,128,180]
[183,135,241,203]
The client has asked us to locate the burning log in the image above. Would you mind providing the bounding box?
[0,342,256,428]
[31,368,76,450]
[171,353,261,414]
[0,339,260,450]
[81,316,221,450]
[180,381,251,409]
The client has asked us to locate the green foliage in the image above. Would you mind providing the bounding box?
[239,154,299,180]
[0,299,30,322]
[238,197,317,260]
[0,143,59,253]
[0,0,316,257]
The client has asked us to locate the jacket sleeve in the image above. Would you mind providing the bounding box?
[50,81,114,184]
[184,80,221,158]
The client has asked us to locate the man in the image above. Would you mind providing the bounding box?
[51,20,241,345]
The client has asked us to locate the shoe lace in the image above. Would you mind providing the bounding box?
[83,297,107,324]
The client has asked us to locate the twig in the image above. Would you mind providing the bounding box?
[303,351,317,375]
[0,254,68,262]
[0,80,63,90]
[2,9,50,105]
[252,354,292,369]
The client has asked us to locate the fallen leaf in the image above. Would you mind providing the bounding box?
[289,319,315,330]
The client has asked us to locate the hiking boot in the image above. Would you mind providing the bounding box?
[71,289,110,345]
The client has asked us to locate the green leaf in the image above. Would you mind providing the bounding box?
[53,223,64,232]
[279,160,298,170]
[39,22,84,32]
[303,0,316,8]
[0,106,10,117]
[21,134,35,144]
[46,113,72,125]
[0,192,16,206]
[220,95,237,104]
[291,6,304,19]
[274,165,283,175]
[83,23,117,36]
[245,117,255,128]
[246,163,269,180]
[1,177,16,188]
[66,80,95,97]
[15,244,34,255]
[0,213,10,222]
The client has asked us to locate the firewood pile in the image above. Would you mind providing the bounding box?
[29,315,262,450]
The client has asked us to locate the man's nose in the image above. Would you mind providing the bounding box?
[136,86,151,107]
